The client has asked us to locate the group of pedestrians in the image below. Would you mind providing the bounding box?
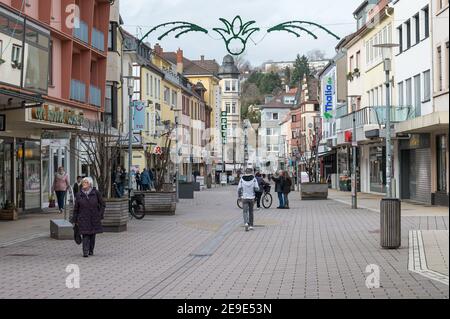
[271,171,292,209]
[237,169,293,232]
[134,168,154,191]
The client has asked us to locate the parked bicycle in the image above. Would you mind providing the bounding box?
[237,184,273,209]
[113,183,146,220]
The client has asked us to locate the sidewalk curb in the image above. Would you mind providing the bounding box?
[330,198,380,213]
[0,233,48,248]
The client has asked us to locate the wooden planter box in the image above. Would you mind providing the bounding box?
[138,191,176,215]
[102,198,128,232]
[300,183,329,200]
[0,209,18,221]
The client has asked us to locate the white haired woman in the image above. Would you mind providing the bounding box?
[72,177,105,258]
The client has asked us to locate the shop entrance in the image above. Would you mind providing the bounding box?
[0,139,13,208]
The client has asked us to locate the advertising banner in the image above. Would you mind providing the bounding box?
[133,101,146,132]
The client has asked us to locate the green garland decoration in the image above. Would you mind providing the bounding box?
[138,17,340,56]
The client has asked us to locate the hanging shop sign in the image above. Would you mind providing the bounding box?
[221,111,228,144]
[139,16,340,56]
[133,101,146,132]
[323,76,335,120]
[30,104,84,127]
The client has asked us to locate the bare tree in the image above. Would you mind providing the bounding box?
[73,117,124,198]
[234,52,251,73]
[298,127,322,183]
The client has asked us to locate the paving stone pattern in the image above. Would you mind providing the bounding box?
[0,187,448,299]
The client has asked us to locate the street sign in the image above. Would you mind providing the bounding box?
[154,145,163,155]
[221,111,228,144]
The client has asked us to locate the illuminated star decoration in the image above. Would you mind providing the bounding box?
[139,16,340,56]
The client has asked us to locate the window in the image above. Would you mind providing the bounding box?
[446,42,450,90]
[349,55,354,71]
[292,115,297,122]
[272,113,279,120]
[398,26,403,53]
[414,14,420,44]
[231,80,237,92]
[225,80,231,92]
[171,91,177,107]
[149,75,153,97]
[414,74,421,117]
[146,74,150,96]
[226,103,231,114]
[437,46,443,91]
[423,70,431,101]
[48,40,53,86]
[356,51,361,69]
[11,44,21,64]
[232,103,236,114]
[406,78,413,106]
[164,86,170,103]
[423,6,430,38]
[108,22,117,51]
[398,82,404,106]
[104,83,118,128]
[405,20,411,50]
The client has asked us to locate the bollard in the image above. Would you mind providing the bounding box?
[380,198,401,249]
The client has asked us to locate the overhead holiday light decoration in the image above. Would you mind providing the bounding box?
[139,16,340,56]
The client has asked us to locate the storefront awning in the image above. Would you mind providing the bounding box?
[0,88,44,110]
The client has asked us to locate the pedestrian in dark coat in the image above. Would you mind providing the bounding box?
[272,171,286,209]
[72,177,105,258]
[283,173,293,209]
[141,168,151,191]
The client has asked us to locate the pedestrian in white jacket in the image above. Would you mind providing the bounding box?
[238,168,260,232]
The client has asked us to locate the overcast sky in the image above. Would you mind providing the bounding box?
[120,0,362,66]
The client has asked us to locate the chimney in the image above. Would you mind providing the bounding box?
[177,48,184,74]
[154,43,163,55]
[200,55,205,61]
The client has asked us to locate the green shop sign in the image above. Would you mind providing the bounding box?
[31,105,84,127]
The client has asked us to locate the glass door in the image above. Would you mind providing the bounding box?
[0,140,13,208]
[16,142,24,210]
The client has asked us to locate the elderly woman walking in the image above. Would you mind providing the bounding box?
[72,177,105,258]
[52,167,70,214]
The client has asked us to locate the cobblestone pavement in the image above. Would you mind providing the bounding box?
[0,186,448,299]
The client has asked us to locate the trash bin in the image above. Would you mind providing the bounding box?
[380,198,401,249]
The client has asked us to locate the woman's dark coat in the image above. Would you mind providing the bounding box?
[73,189,106,235]
[283,177,292,194]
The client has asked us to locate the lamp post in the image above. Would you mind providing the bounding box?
[373,43,399,199]
[348,95,361,209]
[251,123,260,171]
[122,76,135,200]
[373,43,401,250]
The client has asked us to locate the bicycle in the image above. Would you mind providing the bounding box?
[237,184,273,209]
[113,183,146,220]
[129,192,146,220]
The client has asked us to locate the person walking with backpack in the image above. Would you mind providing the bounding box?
[272,171,286,209]
[237,168,260,232]
[283,173,293,209]
[72,177,105,258]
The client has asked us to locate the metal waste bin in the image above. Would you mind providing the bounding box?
[380,198,401,249]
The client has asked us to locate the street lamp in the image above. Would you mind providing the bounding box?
[373,43,399,199]
[373,43,401,250]
[348,95,361,209]
[122,76,135,200]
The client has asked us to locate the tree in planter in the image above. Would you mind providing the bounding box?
[297,128,322,183]
[145,120,176,192]
[73,117,124,198]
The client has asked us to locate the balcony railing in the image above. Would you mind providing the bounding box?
[73,20,89,43]
[335,104,348,119]
[92,27,105,52]
[339,106,415,131]
[70,79,86,103]
[89,85,101,107]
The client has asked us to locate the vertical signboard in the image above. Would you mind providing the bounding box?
[133,101,146,133]
[221,111,228,144]
[323,74,335,120]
